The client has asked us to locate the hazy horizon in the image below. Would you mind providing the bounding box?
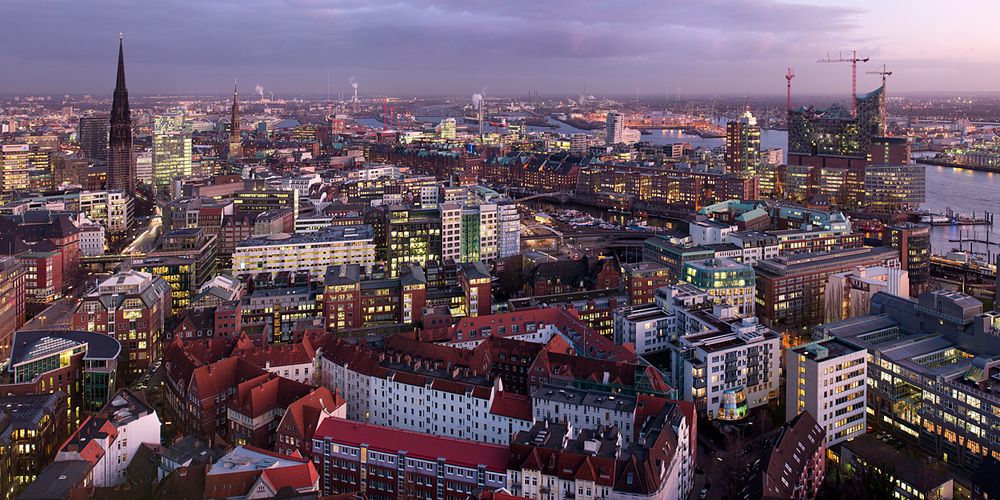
[4,0,998,96]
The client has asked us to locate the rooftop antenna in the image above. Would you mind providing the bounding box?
[818,50,869,117]
[866,64,893,135]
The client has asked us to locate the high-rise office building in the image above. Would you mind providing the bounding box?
[605,111,624,145]
[108,36,135,194]
[883,222,931,296]
[78,116,110,162]
[569,133,589,154]
[725,110,761,175]
[864,137,924,212]
[229,81,241,159]
[437,118,456,139]
[152,111,193,190]
[1,144,52,192]
[386,206,441,277]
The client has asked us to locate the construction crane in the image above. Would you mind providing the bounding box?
[818,50,869,117]
[866,64,893,135]
[785,67,795,112]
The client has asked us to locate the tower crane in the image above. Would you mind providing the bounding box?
[866,64,893,135]
[785,67,795,112]
[818,50,868,117]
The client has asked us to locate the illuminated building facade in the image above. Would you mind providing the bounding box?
[0,257,26,362]
[755,246,900,333]
[655,285,780,420]
[72,270,171,377]
[883,222,931,296]
[385,207,441,278]
[152,111,193,191]
[78,116,109,162]
[437,118,456,139]
[232,225,376,279]
[786,336,867,445]
[680,258,756,317]
[1,144,52,192]
[605,112,624,145]
[0,329,120,419]
[787,86,884,167]
[725,110,761,175]
[0,392,68,497]
[816,290,1000,473]
[79,190,134,234]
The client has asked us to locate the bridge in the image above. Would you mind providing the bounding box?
[522,227,655,247]
[80,252,147,272]
[524,225,565,245]
[513,191,571,203]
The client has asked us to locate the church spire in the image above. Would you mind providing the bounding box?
[109,34,134,194]
[229,79,241,159]
[116,34,127,91]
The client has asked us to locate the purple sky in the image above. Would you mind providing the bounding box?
[3,0,996,96]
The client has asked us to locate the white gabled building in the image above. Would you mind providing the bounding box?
[54,390,161,487]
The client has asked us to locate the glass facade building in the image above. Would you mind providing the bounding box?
[152,111,193,191]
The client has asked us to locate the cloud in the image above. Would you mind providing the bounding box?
[0,0,879,94]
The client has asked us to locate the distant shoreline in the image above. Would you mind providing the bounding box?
[916,157,1000,174]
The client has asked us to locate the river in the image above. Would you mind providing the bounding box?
[354,116,994,256]
[923,165,1000,259]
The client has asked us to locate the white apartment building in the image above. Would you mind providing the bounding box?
[441,192,520,264]
[54,390,161,487]
[613,304,672,355]
[318,347,532,445]
[727,231,780,265]
[682,315,781,420]
[825,264,909,322]
[281,174,321,197]
[496,200,520,259]
[79,190,134,234]
[441,203,462,262]
[531,384,636,446]
[419,184,439,208]
[345,163,404,180]
[231,224,376,279]
[786,337,867,446]
[614,285,782,420]
[689,220,736,245]
[77,218,106,256]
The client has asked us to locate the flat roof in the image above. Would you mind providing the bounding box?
[534,383,637,413]
[17,460,93,499]
[236,224,373,248]
[9,330,121,369]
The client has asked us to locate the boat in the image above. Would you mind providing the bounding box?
[920,214,950,224]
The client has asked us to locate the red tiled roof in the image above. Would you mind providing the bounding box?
[489,392,532,421]
[279,387,345,445]
[314,418,508,471]
[205,469,260,499]
[260,462,319,492]
[235,341,313,369]
[191,357,269,400]
[231,375,313,418]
